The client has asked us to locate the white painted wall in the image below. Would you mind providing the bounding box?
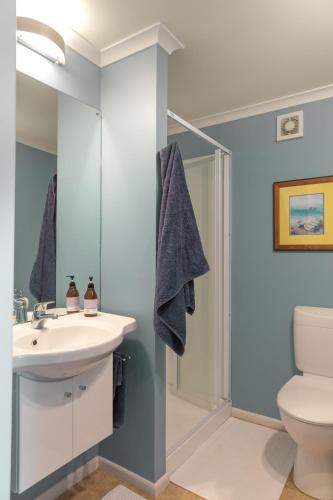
[0,1,15,498]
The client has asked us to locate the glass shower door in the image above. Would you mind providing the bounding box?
[175,152,224,411]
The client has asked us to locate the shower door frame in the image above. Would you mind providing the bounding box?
[215,148,231,405]
[170,149,231,408]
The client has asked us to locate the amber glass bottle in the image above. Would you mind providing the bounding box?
[84,276,98,317]
[66,275,80,313]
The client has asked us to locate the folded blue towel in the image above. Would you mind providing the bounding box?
[154,143,209,356]
[113,352,127,429]
[29,173,57,303]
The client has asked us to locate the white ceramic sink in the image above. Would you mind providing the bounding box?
[13,312,136,381]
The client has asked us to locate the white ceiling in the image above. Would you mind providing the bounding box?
[16,72,57,154]
[16,0,333,131]
[75,0,333,120]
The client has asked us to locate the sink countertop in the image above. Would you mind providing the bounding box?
[13,311,136,381]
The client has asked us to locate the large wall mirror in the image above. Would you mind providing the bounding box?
[15,72,101,319]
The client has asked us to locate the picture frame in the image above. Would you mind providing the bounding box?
[276,110,303,142]
[274,175,333,250]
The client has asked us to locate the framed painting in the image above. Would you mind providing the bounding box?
[274,176,333,250]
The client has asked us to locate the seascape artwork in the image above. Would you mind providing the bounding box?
[289,193,324,235]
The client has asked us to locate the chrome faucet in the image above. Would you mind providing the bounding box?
[13,290,29,324]
[31,302,58,329]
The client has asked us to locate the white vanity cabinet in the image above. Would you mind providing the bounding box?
[12,355,113,493]
[13,377,73,493]
[73,356,114,457]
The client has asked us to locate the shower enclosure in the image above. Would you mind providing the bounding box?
[166,111,231,472]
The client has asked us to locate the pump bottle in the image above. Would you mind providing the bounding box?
[66,275,80,313]
[84,276,98,317]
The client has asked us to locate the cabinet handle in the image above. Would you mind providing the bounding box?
[64,391,72,398]
[79,385,87,391]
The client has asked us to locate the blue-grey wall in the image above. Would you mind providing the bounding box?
[17,44,100,109]
[100,46,168,482]
[172,98,333,419]
[15,143,57,307]
[56,94,101,307]
[0,1,16,497]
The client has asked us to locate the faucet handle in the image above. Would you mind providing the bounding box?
[33,301,55,313]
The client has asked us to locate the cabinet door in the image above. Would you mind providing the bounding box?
[73,355,113,457]
[18,377,73,493]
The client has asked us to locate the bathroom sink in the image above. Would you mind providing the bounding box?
[13,312,136,381]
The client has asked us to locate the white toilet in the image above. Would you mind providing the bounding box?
[277,306,333,500]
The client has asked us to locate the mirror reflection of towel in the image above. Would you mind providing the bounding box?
[29,173,57,303]
[154,143,209,356]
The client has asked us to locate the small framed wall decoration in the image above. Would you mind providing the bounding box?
[274,176,333,250]
[276,110,303,141]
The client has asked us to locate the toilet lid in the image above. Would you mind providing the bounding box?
[277,375,333,426]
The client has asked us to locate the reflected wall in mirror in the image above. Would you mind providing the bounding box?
[15,72,101,321]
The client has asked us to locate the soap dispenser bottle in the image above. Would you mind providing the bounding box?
[84,276,98,317]
[66,275,80,314]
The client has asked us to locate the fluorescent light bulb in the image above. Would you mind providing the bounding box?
[16,17,65,65]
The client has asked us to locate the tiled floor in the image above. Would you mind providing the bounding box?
[56,415,315,500]
[280,472,315,500]
[56,469,203,499]
[56,468,315,500]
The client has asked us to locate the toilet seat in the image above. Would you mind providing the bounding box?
[278,375,333,426]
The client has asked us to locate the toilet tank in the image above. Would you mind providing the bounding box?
[294,306,333,377]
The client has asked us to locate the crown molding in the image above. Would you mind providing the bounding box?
[62,26,101,66]
[100,22,184,68]
[168,83,333,135]
[155,23,185,56]
[15,19,183,68]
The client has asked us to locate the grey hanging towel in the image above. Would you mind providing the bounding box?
[113,352,127,429]
[154,143,209,356]
[29,173,57,303]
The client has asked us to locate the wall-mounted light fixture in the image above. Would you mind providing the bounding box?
[16,17,65,65]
